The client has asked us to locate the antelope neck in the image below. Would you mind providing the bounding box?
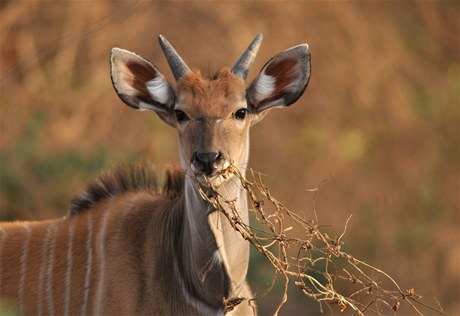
[180,170,250,311]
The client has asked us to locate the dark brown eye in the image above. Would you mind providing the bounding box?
[235,108,247,120]
[175,110,188,123]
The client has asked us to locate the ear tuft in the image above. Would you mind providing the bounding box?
[253,72,277,103]
[110,48,175,117]
[248,44,311,113]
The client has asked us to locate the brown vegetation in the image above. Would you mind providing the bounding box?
[1,2,458,315]
[201,165,447,315]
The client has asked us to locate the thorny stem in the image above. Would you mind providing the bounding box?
[198,164,447,316]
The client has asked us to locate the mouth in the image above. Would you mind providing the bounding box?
[189,161,233,187]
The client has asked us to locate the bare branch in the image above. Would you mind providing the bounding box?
[200,165,446,315]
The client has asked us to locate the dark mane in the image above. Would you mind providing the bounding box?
[68,163,184,215]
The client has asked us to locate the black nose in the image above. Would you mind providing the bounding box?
[196,152,220,163]
[193,152,222,175]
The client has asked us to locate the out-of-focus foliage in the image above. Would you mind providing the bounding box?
[0,2,458,315]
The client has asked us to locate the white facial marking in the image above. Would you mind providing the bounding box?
[254,71,276,102]
[146,76,170,105]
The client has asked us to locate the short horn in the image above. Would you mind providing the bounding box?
[231,33,263,80]
[158,35,191,81]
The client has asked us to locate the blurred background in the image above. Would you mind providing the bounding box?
[0,1,458,315]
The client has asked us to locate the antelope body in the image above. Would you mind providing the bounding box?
[0,34,311,315]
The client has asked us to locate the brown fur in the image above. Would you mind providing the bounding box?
[1,38,310,315]
[0,164,200,315]
[174,69,251,172]
[177,68,246,116]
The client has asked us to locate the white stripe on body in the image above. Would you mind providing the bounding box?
[37,223,54,316]
[81,212,93,316]
[114,195,137,241]
[64,220,75,316]
[46,223,58,316]
[94,201,113,315]
[18,223,32,314]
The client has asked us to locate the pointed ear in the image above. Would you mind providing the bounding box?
[247,44,311,113]
[110,48,175,125]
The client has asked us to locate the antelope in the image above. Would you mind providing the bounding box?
[0,33,311,315]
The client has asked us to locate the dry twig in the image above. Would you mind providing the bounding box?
[198,164,447,316]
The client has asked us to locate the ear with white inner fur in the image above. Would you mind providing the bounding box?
[247,44,311,113]
[110,48,175,125]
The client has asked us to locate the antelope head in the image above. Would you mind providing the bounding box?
[110,34,311,186]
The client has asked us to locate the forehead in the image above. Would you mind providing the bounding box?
[175,68,246,115]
